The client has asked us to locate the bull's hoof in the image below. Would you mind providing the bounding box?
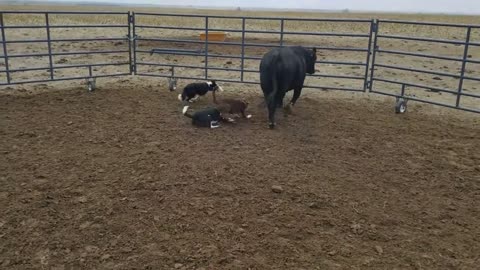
[269,123,276,129]
[283,103,293,115]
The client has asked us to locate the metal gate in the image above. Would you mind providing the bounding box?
[0,11,131,89]
[369,19,480,113]
[132,12,374,92]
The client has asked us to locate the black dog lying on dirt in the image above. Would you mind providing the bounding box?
[178,80,224,103]
[182,105,234,128]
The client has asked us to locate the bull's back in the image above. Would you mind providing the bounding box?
[260,47,306,93]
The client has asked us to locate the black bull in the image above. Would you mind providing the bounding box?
[259,46,317,129]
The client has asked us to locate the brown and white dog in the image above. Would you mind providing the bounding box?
[215,98,252,121]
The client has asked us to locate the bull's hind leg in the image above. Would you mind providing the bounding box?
[291,88,302,106]
[276,91,286,108]
[285,88,303,114]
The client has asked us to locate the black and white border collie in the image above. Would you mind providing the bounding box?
[178,80,224,103]
[182,105,234,128]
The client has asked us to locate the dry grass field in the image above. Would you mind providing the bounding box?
[1,4,480,270]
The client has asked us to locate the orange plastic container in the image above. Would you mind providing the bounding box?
[199,32,227,42]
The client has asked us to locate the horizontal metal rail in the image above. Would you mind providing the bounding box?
[136,39,368,52]
[462,75,480,82]
[376,49,465,62]
[139,50,368,64]
[376,63,480,83]
[137,37,283,48]
[376,49,480,64]
[0,11,128,15]
[378,19,480,28]
[376,34,466,45]
[0,73,130,86]
[466,59,480,64]
[136,61,365,81]
[1,24,128,29]
[374,63,461,79]
[0,50,129,59]
[136,73,363,92]
[373,77,480,99]
[134,12,373,23]
[2,37,128,44]
[135,25,369,37]
[150,48,205,54]
[210,28,370,38]
[0,62,130,73]
[146,48,364,65]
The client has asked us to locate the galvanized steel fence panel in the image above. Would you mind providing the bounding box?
[0,11,131,86]
[369,19,480,113]
[132,12,374,92]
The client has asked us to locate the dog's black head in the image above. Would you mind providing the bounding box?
[208,80,224,92]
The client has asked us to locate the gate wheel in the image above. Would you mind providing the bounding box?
[395,97,407,114]
[86,78,96,92]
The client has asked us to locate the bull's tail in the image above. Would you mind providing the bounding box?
[269,69,279,106]
[182,106,193,118]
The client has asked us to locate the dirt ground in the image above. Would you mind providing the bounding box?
[1,77,479,269]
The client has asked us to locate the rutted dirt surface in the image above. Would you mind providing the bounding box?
[1,82,479,269]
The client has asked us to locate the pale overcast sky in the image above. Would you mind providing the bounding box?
[14,0,480,14]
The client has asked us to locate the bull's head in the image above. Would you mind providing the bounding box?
[306,47,317,74]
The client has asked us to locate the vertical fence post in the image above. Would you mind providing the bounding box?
[45,13,54,80]
[132,12,137,75]
[368,19,379,92]
[0,13,11,84]
[401,83,406,96]
[364,19,375,92]
[279,19,284,47]
[204,16,209,80]
[240,17,246,82]
[456,26,471,108]
[127,11,133,75]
